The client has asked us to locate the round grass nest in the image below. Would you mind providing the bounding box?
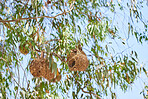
[67,49,89,71]
[29,56,61,82]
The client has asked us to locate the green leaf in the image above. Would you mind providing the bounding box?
[105,45,109,52]
[81,94,83,98]
[131,57,138,63]
[28,26,33,35]
[25,22,29,31]
[14,86,18,91]
[122,42,125,45]
[143,67,148,77]
[135,51,138,58]
[49,57,52,69]
[72,91,75,99]
[52,62,57,77]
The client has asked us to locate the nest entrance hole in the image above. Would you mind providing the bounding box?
[68,58,76,67]
[71,61,75,67]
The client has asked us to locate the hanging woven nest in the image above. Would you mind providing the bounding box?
[29,58,49,78]
[19,43,29,55]
[48,71,61,82]
[43,62,61,82]
[29,52,61,82]
[67,48,89,71]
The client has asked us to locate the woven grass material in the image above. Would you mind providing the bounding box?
[29,56,61,82]
[67,49,89,71]
[19,44,29,55]
[67,49,86,61]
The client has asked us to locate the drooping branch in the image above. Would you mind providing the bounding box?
[0,57,7,62]
[52,52,65,62]
[0,17,19,34]
[71,73,101,99]
[81,88,101,99]
[0,1,75,23]
[35,49,65,62]
[20,0,30,18]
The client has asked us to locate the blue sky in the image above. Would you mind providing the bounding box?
[0,0,147,98]
[107,1,148,99]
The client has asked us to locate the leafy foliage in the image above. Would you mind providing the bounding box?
[0,0,147,98]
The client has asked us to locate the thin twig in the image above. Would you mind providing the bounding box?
[0,57,7,62]
[20,0,29,18]
[71,73,101,99]
[6,64,22,90]
[3,56,38,94]
[52,52,65,62]
[35,48,65,62]
[44,39,61,44]
[15,65,20,99]
[0,17,19,34]
[81,88,101,99]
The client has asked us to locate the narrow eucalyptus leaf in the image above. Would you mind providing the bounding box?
[49,57,52,69]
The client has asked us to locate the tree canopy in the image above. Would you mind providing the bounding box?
[0,0,148,98]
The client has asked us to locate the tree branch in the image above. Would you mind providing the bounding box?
[71,73,101,99]
[0,57,7,62]
[20,0,29,18]
[35,49,65,62]
[52,52,65,62]
[81,88,101,99]
[0,1,75,23]
[0,17,19,34]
